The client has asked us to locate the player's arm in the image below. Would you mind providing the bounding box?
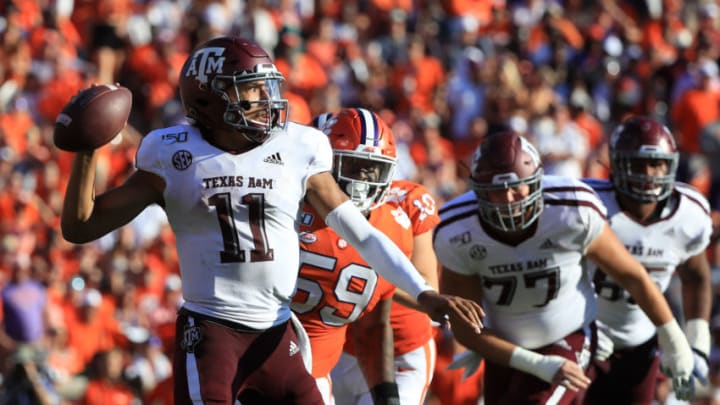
[62,150,165,243]
[393,230,439,311]
[587,222,678,325]
[586,222,695,396]
[440,267,590,391]
[678,251,712,324]
[677,251,713,381]
[305,171,484,332]
[353,298,398,405]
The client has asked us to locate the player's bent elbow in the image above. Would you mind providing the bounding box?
[61,226,90,244]
[60,220,100,244]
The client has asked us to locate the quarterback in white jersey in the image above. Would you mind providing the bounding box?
[434,131,697,405]
[583,116,712,404]
[60,37,484,404]
[136,121,328,329]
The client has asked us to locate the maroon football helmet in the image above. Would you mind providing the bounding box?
[609,116,678,202]
[179,37,288,144]
[470,131,544,232]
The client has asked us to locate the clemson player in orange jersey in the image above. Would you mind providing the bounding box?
[334,179,441,405]
[292,108,404,405]
[313,114,441,405]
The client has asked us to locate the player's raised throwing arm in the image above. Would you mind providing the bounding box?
[61,150,165,243]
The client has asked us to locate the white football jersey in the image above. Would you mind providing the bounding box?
[136,122,333,329]
[584,179,712,348]
[434,176,607,349]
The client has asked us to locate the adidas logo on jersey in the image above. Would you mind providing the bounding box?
[289,340,299,356]
[539,239,556,249]
[263,153,284,165]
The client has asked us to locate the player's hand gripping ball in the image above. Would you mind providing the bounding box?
[53,84,132,151]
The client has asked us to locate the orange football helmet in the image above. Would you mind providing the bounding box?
[322,108,397,214]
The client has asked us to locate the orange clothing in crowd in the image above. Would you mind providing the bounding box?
[670,86,720,153]
[7,0,42,31]
[372,0,413,13]
[275,53,328,99]
[46,343,84,379]
[0,190,42,235]
[305,38,338,69]
[527,15,584,53]
[391,54,446,114]
[409,135,454,169]
[574,111,604,150]
[63,296,124,368]
[443,0,494,26]
[36,70,85,125]
[80,380,135,405]
[0,110,34,156]
[286,90,312,125]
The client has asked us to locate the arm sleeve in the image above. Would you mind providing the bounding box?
[325,200,434,299]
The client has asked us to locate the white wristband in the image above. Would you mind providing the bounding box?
[509,346,565,383]
[325,200,433,298]
[685,318,711,356]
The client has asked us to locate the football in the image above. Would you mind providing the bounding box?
[53,84,132,152]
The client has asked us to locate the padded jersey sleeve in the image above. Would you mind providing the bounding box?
[395,180,441,236]
[432,192,478,276]
[545,176,608,254]
[295,123,333,177]
[676,184,713,258]
[578,186,607,253]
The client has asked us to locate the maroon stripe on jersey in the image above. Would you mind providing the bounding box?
[544,186,596,194]
[676,187,711,216]
[544,199,607,219]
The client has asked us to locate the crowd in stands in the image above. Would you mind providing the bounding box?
[1,0,720,404]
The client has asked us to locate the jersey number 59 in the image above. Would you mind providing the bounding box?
[292,250,379,327]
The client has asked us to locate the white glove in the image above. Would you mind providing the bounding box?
[448,350,483,381]
[657,320,695,400]
[595,321,614,362]
[686,318,711,388]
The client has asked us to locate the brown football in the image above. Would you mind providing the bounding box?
[53,84,132,151]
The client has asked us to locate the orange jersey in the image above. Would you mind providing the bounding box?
[292,204,397,378]
[347,180,441,356]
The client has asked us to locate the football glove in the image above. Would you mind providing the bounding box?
[447,350,483,381]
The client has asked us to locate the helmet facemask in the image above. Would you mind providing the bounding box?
[210,72,289,144]
[333,149,396,215]
[610,149,678,202]
[471,168,544,232]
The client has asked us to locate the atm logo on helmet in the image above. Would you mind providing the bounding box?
[184,47,226,83]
